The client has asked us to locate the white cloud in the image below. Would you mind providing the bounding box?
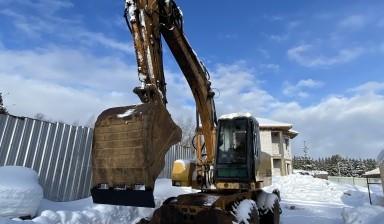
[349,81,384,94]
[78,32,134,54]
[0,47,140,124]
[283,79,323,98]
[0,0,73,13]
[204,61,276,117]
[257,48,270,59]
[286,21,302,30]
[269,34,289,42]
[0,1,78,38]
[287,44,365,67]
[259,64,280,74]
[338,15,365,29]
[297,79,324,88]
[270,89,384,159]
[0,1,131,54]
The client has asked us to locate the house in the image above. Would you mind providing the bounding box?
[256,118,298,186]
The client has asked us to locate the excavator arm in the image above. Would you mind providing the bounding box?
[159,1,218,165]
[91,0,217,208]
[126,0,219,184]
[126,0,217,164]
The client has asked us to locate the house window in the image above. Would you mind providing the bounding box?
[285,138,289,150]
[273,159,281,168]
[271,132,279,143]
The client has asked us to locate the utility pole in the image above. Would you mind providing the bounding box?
[302,141,309,158]
[302,141,309,165]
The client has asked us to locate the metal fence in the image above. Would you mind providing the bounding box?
[0,114,195,202]
[0,114,93,202]
[328,176,382,187]
[158,145,196,179]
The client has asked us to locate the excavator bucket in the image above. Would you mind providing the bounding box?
[91,102,182,207]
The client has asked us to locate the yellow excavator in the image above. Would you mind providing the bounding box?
[90,0,281,223]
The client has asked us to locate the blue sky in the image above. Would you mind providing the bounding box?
[1,0,384,159]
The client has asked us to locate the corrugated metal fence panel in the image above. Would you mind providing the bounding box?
[0,114,93,202]
[0,113,195,201]
[158,144,196,179]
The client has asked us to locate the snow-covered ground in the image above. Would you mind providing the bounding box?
[0,166,383,224]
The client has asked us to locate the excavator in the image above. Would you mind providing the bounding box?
[90,0,281,223]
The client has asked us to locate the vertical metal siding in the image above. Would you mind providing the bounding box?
[0,114,195,201]
[0,114,93,202]
[158,145,196,179]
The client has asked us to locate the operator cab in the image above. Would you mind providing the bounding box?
[214,113,261,187]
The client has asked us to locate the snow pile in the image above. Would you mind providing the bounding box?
[293,169,328,176]
[265,173,343,202]
[0,179,197,224]
[30,203,156,224]
[0,166,43,218]
[342,203,384,224]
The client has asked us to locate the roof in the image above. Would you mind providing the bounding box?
[256,117,292,128]
[362,168,381,178]
[218,114,299,138]
[256,117,299,138]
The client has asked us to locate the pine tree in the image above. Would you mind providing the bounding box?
[0,92,9,115]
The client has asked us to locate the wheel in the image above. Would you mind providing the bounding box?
[162,196,177,205]
[233,200,260,224]
[258,198,280,224]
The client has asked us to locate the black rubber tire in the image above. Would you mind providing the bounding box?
[236,201,260,224]
[259,198,280,224]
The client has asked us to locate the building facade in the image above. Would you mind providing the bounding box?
[256,118,298,186]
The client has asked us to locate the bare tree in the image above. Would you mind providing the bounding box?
[34,112,46,121]
[0,92,8,115]
[72,120,80,126]
[176,116,195,147]
[84,115,96,128]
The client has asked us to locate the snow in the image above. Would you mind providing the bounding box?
[293,169,329,175]
[0,166,43,219]
[1,167,384,224]
[342,203,384,224]
[255,190,278,212]
[219,112,252,120]
[231,199,256,224]
[363,168,380,177]
[117,109,135,118]
[256,117,292,128]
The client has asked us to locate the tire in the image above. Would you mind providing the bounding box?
[234,200,260,224]
[245,203,260,224]
[259,198,280,224]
